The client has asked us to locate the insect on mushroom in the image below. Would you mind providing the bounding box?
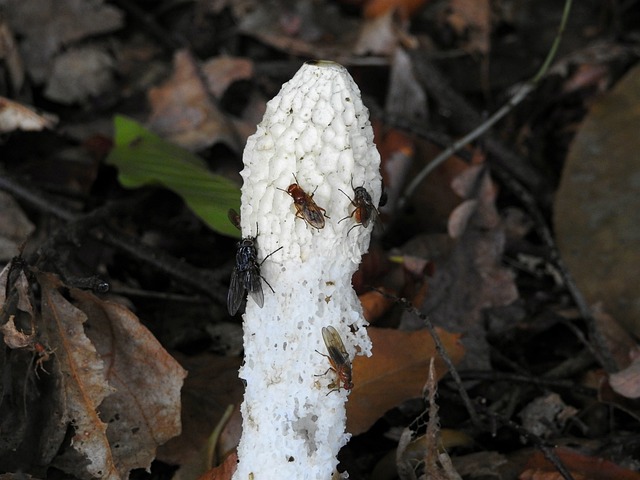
[338,180,380,233]
[227,209,282,316]
[279,174,329,229]
[316,325,354,394]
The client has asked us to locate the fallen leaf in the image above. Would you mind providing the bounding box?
[360,289,395,323]
[447,199,478,239]
[402,165,517,372]
[0,267,187,479]
[385,48,428,127]
[0,17,24,90]
[157,353,244,467]
[592,303,637,370]
[37,272,118,480]
[2,0,123,83]
[374,121,415,217]
[0,97,57,133]
[422,360,462,480]
[363,0,430,20]
[554,64,640,337]
[69,286,188,477]
[347,326,465,434]
[202,56,254,99]
[518,393,578,438]
[0,314,34,349]
[236,1,360,61]
[446,0,491,55]
[353,10,399,57]
[197,451,237,480]
[521,447,640,480]
[598,374,640,422]
[44,45,115,104]
[609,356,640,399]
[451,451,508,479]
[0,191,35,261]
[147,49,240,152]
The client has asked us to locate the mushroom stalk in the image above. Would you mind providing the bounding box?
[233,60,381,480]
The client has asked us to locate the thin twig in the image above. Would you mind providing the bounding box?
[475,402,576,480]
[456,370,596,396]
[375,290,577,480]
[400,0,573,208]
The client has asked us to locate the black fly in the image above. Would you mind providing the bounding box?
[338,179,380,233]
[227,209,281,315]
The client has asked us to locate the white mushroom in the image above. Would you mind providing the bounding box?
[233,60,381,480]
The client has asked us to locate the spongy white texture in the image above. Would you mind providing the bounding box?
[233,61,381,480]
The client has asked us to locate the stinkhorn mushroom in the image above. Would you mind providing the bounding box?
[233,60,381,480]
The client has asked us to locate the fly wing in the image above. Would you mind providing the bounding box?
[321,326,350,367]
[227,267,245,315]
[246,269,265,308]
[304,206,326,229]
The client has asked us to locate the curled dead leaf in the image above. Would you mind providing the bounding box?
[360,289,395,323]
[197,451,238,480]
[0,97,57,133]
[147,49,240,152]
[363,0,430,20]
[347,326,465,434]
[0,267,187,479]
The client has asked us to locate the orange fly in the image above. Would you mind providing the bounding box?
[317,326,353,394]
[338,180,380,233]
[279,175,329,229]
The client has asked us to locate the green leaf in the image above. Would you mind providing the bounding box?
[106,115,241,238]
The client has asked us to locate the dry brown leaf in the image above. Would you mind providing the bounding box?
[353,10,399,57]
[609,356,640,399]
[407,359,463,480]
[446,0,491,55]
[0,315,34,349]
[447,199,478,239]
[0,192,35,262]
[0,258,35,320]
[554,64,640,337]
[0,17,24,90]
[346,326,464,434]
[197,451,238,480]
[518,393,578,438]
[592,303,637,370]
[37,272,119,480]
[403,165,517,372]
[404,152,467,233]
[70,287,188,476]
[0,97,57,133]
[363,0,430,19]
[2,0,123,83]
[202,56,254,99]
[385,49,428,126]
[360,289,395,324]
[236,1,360,61]
[598,374,640,422]
[44,46,115,104]
[521,447,640,480]
[0,266,187,479]
[147,49,240,152]
[157,353,244,467]
[374,120,415,216]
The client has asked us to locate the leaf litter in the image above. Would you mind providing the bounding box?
[0,262,186,479]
